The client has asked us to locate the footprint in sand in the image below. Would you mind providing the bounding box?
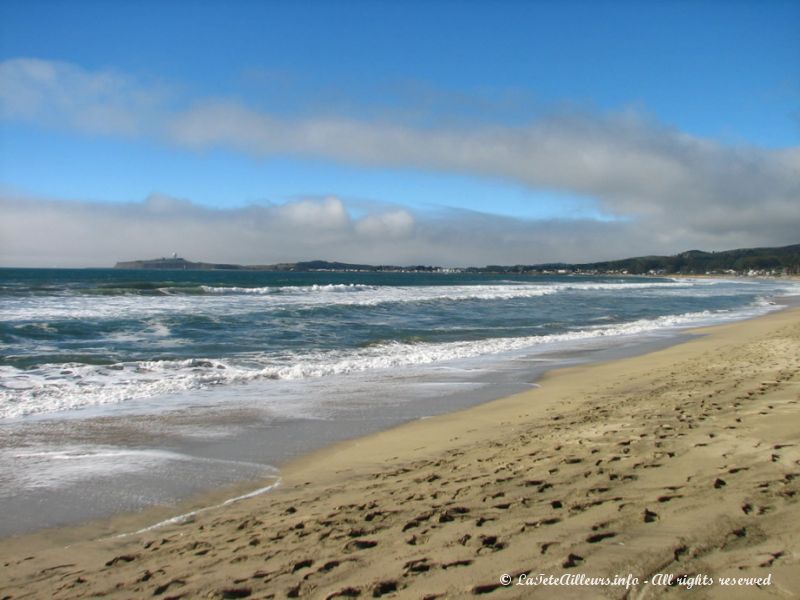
[759,551,785,567]
[292,559,313,573]
[344,539,378,552]
[586,532,617,543]
[477,535,506,553]
[534,538,559,555]
[562,553,584,568]
[657,494,682,502]
[643,508,659,522]
[325,587,361,599]
[403,558,433,574]
[372,580,399,597]
[220,588,252,599]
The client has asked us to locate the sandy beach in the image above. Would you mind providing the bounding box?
[1,306,799,599]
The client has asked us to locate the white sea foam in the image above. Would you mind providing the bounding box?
[0,444,278,496]
[199,280,691,306]
[0,281,622,321]
[119,478,282,537]
[0,301,780,420]
[5,279,798,324]
[201,283,377,294]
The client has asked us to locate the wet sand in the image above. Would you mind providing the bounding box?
[1,307,799,599]
[0,333,690,538]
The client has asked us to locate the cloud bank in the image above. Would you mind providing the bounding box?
[1,58,798,266]
[0,192,786,268]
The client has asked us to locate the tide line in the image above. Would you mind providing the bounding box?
[114,477,282,538]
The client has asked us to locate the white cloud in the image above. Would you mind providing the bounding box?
[0,194,422,267]
[0,58,163,136]
[1,58,798,264]
[1,192,793,269]
[165,105,799,234]
[355,209,414,239]
[274,196,350,230]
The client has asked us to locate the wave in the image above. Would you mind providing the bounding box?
[1,279,704,322]
[0,302,777,420]
[198,280,697,307]
[199,283,377,295]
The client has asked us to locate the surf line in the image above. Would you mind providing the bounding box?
[113,477,283,539]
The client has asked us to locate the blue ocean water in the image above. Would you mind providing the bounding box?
[1,268,798,421]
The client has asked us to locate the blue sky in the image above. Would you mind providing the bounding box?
[1,1,798,266]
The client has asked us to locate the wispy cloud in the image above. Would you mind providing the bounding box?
[1,58,798,266]
[0,58,165,136]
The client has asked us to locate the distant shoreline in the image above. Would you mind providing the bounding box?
[112,242,800,276]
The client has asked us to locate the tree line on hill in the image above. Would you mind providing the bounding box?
[479,244,800,275]
[115,243,800,275]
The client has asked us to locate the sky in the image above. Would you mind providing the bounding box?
[1,0,798,267]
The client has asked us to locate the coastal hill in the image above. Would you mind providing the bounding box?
[114,242,800,275]
[490,242,800,276]
[113,257,442,272]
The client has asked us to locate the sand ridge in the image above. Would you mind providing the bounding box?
[1,308,799,599]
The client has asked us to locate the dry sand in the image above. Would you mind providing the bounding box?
[1,308,799,599]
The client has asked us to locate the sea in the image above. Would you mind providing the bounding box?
[1,268,799,535]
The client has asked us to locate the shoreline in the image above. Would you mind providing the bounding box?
[2,302,756,539]
[1,305,799,598]
[2,291,787,540]
[0,323,699,541]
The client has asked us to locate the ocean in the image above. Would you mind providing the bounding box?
[1,268,799,534]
